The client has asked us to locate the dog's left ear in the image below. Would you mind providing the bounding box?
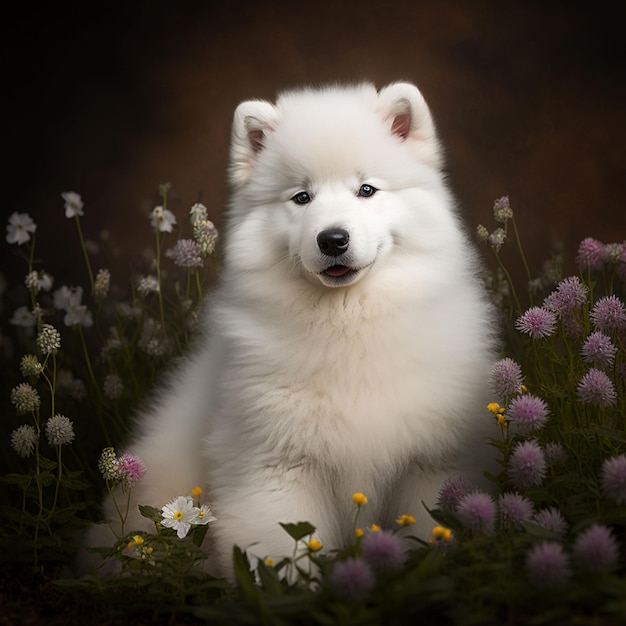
[229,99,279,186]
[377,82,442,165]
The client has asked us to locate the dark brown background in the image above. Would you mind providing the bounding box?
[4,0,625,287]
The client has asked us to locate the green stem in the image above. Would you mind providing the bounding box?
[77,325,111,443]
[77,324,98,390]
[510,216,532,288]
[154,230,167,338]
[27,238,37,310]
[107,483,131,540]
[33,412,43,568]
[492,249,523,316]
[50,445,63,523]
[74,214,95,291]
[195,268,203,302]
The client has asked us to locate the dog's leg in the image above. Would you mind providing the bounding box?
[207,465,341,580]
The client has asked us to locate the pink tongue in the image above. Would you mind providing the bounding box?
[325,265,352,277]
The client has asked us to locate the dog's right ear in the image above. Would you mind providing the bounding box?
[229,100,279,186]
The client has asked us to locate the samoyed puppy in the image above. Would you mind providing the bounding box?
[81,81,497,578]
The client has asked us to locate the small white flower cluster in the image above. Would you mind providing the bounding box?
[56,369,87,401]
[25,270,54,295]
[136,275,159,297]
[5,212,37,245]
[103,373,124,399]
[10,413,75,457]
[61,191,84,218]
[190,203,218,257]
[161,494,216,539]
[45,414,76,446]
[37,324,61,355]
[93,268,111,299]
[10,305,36,328]
[53,285,93,328]
[150,206,177,233]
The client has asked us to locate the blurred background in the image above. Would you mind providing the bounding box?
[3,0,625,287]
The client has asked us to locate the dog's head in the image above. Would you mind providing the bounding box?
[225,82,457,289]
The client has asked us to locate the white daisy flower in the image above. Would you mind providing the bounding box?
[61,191,84,218]
[161,495,198,538]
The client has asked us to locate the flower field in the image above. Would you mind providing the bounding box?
[1,190,624,625]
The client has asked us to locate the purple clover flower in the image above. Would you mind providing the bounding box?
[600,454,626,505]
[490,358,523,398]
[533,507,568,538]
[561,313,583,339]
[114,453,146,488]
[616,243,626,280]
[603,242,624,265]
[544,442,568,465]
[543,276,588,317]
[361,529,406,569]
[493,196,513,223]
[515,307,557,339]
[576,368,617,407]
[508,440,546,490]
[576,237,606,271]
[526,542,571,587]
[498,492,535,531]
[590,295,626,332]
[455,490,496,533]
[436,475,473,513]
[330,558,375,598]
[573,524,619,572]
[507,394,549,435]
[581,331,618,369]
[165,239,203,268]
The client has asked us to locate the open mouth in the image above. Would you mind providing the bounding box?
[323,265,354,278]
[319,264,361,286]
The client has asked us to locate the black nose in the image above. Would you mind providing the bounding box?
[317,228,350,257]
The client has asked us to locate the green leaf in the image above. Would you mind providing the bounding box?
[255,559,285,595]
[232,544,257,598]
[0,504,33,525]
[189,522,209,547]
[138,504,163,523]
[1,473,32,488]
[38,457,58,471]
[590,424,626,443]
[39,471,55,487]
[59,469,91,491]
[279,521,316,541]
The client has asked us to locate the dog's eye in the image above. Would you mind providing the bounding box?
[357,184,377,198]
[292,191,311,205]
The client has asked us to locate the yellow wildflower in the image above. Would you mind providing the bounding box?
[133,535,145,546]
[487,402,500,414]
[431,525,452,541]
[266,558,275,566]
[396,514,416,527]
[308,539,323,552]
[352,492,368,506]
[370,524,381,533]
[355,528,364,538]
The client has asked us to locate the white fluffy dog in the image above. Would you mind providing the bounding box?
[82,81,497,578]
